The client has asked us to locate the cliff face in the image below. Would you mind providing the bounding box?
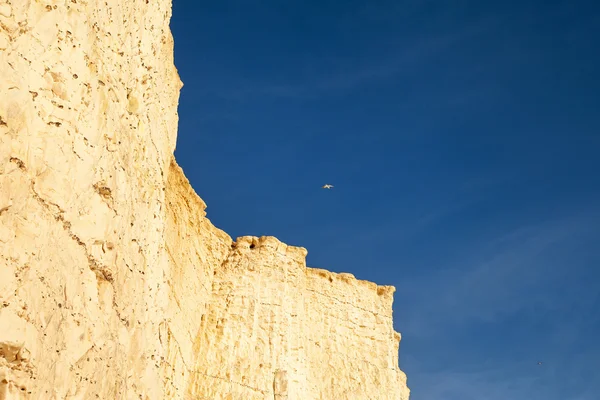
[0,1,409,399]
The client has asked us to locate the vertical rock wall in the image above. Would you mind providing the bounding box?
[183,235,409,400]
[1,0,181,398]
[0,1,410,399]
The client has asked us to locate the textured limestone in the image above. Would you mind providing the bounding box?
[0,0,409,399]
[186,235,409,400]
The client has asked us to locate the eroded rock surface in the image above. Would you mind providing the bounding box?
[0,0,409,398]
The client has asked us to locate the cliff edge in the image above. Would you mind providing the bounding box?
[0,0,409,399]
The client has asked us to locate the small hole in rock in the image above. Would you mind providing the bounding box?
[249,244,256,249]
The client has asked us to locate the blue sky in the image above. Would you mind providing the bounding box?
[170,0,600,398]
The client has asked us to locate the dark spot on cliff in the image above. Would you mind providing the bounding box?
[93,183,112,199]
[9,157,26,170]
[249,244,256,249]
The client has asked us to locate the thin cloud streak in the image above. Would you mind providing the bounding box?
[201,16,500,101]
[409,343,600,400]
[397,209,600,335]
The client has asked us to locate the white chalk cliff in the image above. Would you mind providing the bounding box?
[0,0,410,399]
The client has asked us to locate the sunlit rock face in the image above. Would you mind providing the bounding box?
[0,1,409,399]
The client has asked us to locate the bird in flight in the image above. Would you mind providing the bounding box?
[322,184,334,189]
[537,362,543,365]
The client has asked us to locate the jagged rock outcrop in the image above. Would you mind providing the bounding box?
[0,0,410,399]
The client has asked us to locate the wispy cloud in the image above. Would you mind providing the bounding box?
[397,210,599,334]
[396,208,600,399]
[413,369,547,400]
[201,15,499,101]
[411,366,590,400]
[408,347,600,400]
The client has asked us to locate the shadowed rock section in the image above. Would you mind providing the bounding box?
[0,0,409,399]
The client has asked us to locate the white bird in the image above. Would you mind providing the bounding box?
[537,362,543,365]
[322,184,334,189]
